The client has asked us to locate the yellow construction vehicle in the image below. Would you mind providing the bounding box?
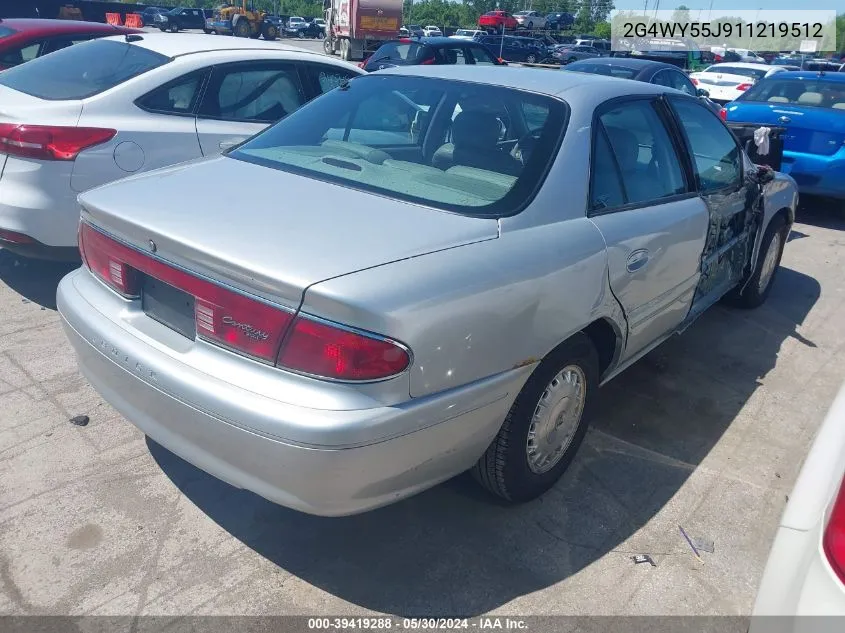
[209,1,279,40]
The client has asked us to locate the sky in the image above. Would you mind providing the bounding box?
[614,0,842,11]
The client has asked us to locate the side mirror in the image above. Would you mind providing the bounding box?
[697,88,710,98]
[757,165,775,184]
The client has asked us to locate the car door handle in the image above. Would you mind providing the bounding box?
[219,139,244,150]
[626,249,650,272]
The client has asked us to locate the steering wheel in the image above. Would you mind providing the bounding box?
[512,130,541,166]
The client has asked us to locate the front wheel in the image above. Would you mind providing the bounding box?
[169,23,178,33]
[723,215,787,309]
[471,333,598,502]
[323,37,335,55]
[263,24,278,40]
[525,53,537,63]
[233,19,251,37]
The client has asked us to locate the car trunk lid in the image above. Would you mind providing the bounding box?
[726,101,845,156]
[692,71,755,87]
[78,155,499,310]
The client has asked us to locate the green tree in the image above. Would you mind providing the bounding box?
[593,20,610,38]
[671,5,690,25]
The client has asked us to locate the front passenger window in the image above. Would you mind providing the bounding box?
[670,98,741,192]
[199,64,306,123]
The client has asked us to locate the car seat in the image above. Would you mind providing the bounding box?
[432,111,523,176]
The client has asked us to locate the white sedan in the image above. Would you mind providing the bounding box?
[450,29,483,40]
[0,33,362,260]
[690,63,786,104]
[752,382,845,620]
[422,25,443,36]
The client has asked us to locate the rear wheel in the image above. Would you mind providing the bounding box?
[723,215,788,309]
[263,24,278,40]
[323,37,336,55]
[340,38,352,61]
[203,28,212,34]
[471,333,598,502]
[234,19,251,37]
[525,53,537,63]
[169,23,178,33]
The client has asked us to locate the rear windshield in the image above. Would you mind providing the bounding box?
[0,39,169,100]
[739,78,845,110]
[567,63,638,79]
[704,65,767,80]
[230,75,568,216]
[0,26,17,38]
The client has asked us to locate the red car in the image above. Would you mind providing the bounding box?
[0,19,141,71]
[477,10,518,31]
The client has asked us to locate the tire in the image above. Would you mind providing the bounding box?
[169,23,178,33]
[233,19,251,38]
[263,24,278,40]
[159,26,167,32]
[527,21,533,29]
[341,39,352,61]
[297,30,305,38]
[324,37,335,55]
[203,28,211,34]
[723,214,788,309]
[471,333,599,503]
[526,53,537,63]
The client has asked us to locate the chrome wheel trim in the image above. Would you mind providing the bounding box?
[758,229,783,293]
[526,365,586,475]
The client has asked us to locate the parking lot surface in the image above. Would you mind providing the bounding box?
[0,196,842,617]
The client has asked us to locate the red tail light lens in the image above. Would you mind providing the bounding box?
[420,57,435,65]
[719,107,727,121]
[358,60,366,68]
[277,317,410,381]
[824,479,845,583]
[691,78,699,85]
[0,124,116,161]
[79,223,293,363]
[736,83,753,91]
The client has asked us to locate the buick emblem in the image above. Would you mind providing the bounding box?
[148,239,157,253]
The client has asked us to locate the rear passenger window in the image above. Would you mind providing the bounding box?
[597,99,686,205]
[440,48,468,64]
[199,63,306,123]
[308,65,357,94]
[590,127,625,211]
[137,71,206,115]
[522,102,548,132]
[0,42,40,68]
[670,98,741,192]
[468,45,497,65]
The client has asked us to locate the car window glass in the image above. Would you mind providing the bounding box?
[0,42,40,67]
[590,126,625,210]
[598,100,686,205]
[232,76,568,215]
[137,71,205,114]
[468,45,497,65]
[670,98,741,192]
[200,64,306,123]
[309,65,358,94]
[440,48,467,64]
[41,36,91,56]
[740,78,845,110]
[522,102,549,132]
[667,71,696,95]
[0,39,169,99]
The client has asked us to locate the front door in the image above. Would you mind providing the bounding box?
[195,61,308,156]
[666,96,756,320]
[588,97,710,362]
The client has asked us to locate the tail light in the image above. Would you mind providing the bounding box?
[277,317,410,381]
[823,478,845,584]
[719,107,727,121]
[79,223,293,362]
[691,78,699,85]
[357,60,366,68]
[0,124,116,161]
[736,83,753,91]
[79,223,411,379]
[420,57,435,65]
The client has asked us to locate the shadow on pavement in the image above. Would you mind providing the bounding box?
[797,196,845,231]
[149,264,820,617]
[0,250,78,310]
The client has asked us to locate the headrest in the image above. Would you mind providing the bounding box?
[797,91,823,106]
[452,111,501,150]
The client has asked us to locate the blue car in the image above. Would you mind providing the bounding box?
[724,71,845,200]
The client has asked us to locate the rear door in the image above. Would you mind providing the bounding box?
[588,96,709,361]
[195,61,308,156]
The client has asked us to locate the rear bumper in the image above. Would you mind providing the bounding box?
[57,268,520,516]
[780,151,845,199]
[0,157,79,248]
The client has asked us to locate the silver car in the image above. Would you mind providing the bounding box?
[58,66,798,516]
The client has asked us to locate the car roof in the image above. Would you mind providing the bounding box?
[0,18,135,37]
[377,64,669,98]
[705,61,772,69]
[98,32,330,59]
[770,71,845,82]
[406,36,477,45]
[568,57,679,71]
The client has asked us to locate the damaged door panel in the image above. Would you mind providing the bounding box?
[666,97,762,327]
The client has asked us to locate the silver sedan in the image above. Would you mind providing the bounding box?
[58,66,798,516]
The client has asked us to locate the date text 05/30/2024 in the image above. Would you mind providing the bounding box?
[308,618,529,630]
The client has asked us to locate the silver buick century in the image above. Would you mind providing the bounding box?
[57,66,798,516]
